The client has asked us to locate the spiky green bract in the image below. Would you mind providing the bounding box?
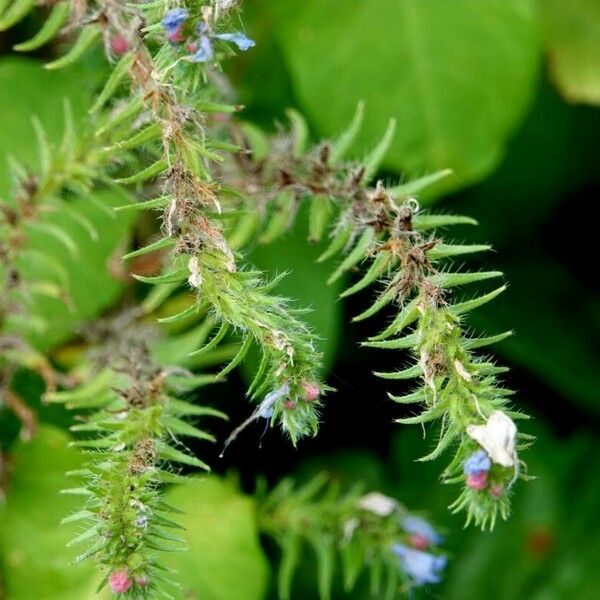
[46,319,225,597]
[258,476,447,600]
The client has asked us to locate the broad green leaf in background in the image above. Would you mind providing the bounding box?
[163,476,269,600]
[0,57,135,349]
[541,0,600,105]
[252,0,540,187]
[0,426,98,599]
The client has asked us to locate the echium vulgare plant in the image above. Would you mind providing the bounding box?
[0,0,533,597]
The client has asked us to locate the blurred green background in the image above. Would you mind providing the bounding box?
[1,1,600,598]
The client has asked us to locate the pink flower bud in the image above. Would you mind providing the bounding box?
[167,27,185,43]
[111,35,129,55]
[186,42,199,53]
[283,400,296,410]
[408,533,429,551]
[490,483,503,497]
[302,381,320,402]
[466,471,488,491]
[136,575,149,588]
[109,569,133,594]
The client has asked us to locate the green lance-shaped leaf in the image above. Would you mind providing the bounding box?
[340,252,393,298]
[427,243,491,260]
[95,95,144,137]
[215,335,253,379]
[363,118,396,183]
[308,196,333,243]
[157,301,199,324]
[352,284,397,322]
[157,441,210,470]
[115,158,168,185]
[45,25,101,70]
[0,0,35,31]
[331,100,364,164]
[13,2,70,51]
[327,227,375,284]
[188,322,230,357]
[317,222,353,262]
[361,332,418,349]
[259,191,294,244]
[465,330,513,350]
[90,52,135,113]
[450,285,507,316]
[228,211,260,250]
[413,213,477,231]
[26,221,79,258]
[430,270,503,289]
[286,108,310,158]
[114,195,170,212]
[196,100,241,113]
[370,298,420,341]
[389,168,454,198]
[373,364,422,380]
[32,116,51,178]
[122,236,174,261]
[162,416,216,442]
[133,267,188,285]
[278,534,302,600]
[107,122,163,152]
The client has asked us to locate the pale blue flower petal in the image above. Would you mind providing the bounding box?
[162,8,189,32]
[213,32,256,51]
[463,449,492,475]
[401,516,444,545]
[392,544,447,586]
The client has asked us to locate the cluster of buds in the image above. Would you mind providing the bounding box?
[162,8,255,62]
[108,568,149,595]
[462,411,518,496]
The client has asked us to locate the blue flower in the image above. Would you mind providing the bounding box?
[401,516,444,545]
[162,8,189,32]
[212,32,256,51]
[463,449,492,475]
[190,25,255,62]
[392,544,447,586]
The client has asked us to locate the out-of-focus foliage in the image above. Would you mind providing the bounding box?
[541,0,600,105]
[244,0,540,187]
[0,426,98,599]
[163,477,270,600]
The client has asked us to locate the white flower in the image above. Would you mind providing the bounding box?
[188,255,202,289]
[466,410,517,467]
[358,492,398,517]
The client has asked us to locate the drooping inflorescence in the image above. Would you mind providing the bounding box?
[259,476,447,599]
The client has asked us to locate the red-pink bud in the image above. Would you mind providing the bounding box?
[111,35,129,55]
[283,400,296,410]
[109,569,133,594]
[490,483,503,497]
[466,471,488,491]
[167,27,185,43]
[302,381,320,402]
[408,533,429,551]
[186,42,199,53]
[136,575,149,588]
